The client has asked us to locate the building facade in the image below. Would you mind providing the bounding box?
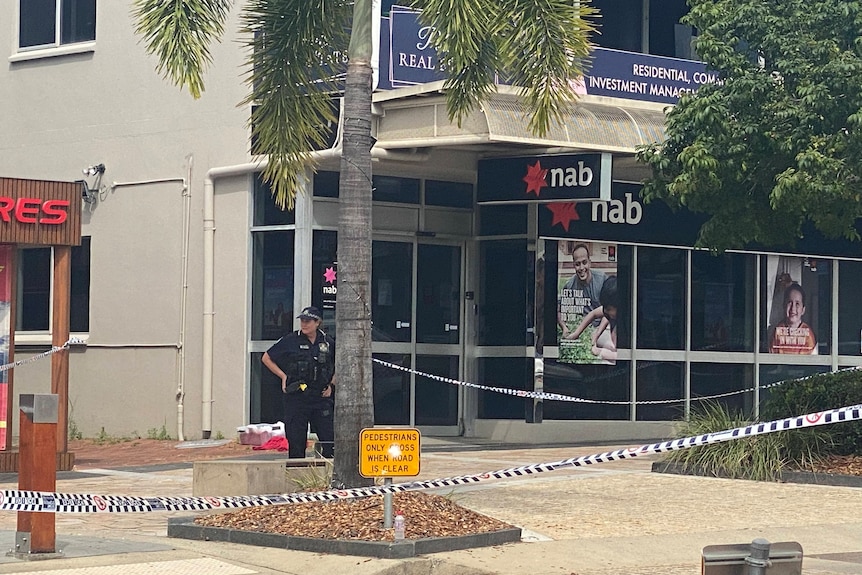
[2,1,859,444]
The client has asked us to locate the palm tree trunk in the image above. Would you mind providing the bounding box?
[333,0,375,488]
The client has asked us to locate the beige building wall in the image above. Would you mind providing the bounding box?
[0,2,255,439]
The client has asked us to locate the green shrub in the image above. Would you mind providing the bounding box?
[761,368,862,456]
[665,401,790,481]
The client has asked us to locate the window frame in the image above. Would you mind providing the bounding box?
[13,0,96,62]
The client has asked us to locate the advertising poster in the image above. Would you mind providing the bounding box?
[557,241,618,365]
[764,255,823,355]
[0,246,11,449]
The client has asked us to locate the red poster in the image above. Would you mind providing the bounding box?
[0,245,12,448]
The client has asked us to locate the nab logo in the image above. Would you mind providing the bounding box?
[592,192,642,225]
[547,161,593,188]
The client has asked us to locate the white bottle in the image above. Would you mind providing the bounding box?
[394,510,405,540]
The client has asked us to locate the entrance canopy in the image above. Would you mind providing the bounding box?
[373,83,668,155]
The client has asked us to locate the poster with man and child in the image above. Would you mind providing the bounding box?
[557,241,618,365]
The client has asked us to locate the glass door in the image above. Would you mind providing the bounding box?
[371,240,464,435]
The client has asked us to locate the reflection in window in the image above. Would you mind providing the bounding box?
[372,241,413,342]
[415,355,458,426]
[253,173,296,226]
[16,242,91,332]
[690,363,753,416]
[477,357,530,419]
[637,247,686,350]
[838,261,862,356]
[636,361,684,421]
[19,0,96,49]
[690,252,754,352]
[373,354,411,425]
[758,364,830,410]
[372,176,420,204]
[311,231,338,327]
[251,231,294,341]
[425,181,473,208]
[479,240,528,345]
[250,352,283,424]
[543,360,629,420]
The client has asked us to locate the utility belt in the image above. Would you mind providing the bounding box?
[284,378,328,396]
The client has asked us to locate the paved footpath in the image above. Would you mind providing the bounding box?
[0,441,857,574]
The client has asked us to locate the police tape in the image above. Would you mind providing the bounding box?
[372,358,862,406]
[0,338,82,374]
[1,402,860,514]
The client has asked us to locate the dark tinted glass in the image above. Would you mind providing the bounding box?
[425,180,473,208]
[251,231,294,340]
[70,237,91,332]
[61,0,96,44]
[839,261,862,355]
[636,361,684,421]
[19,0,56,48]
[690,363,754,416]
[372,241,412,342]
[637,247,686,350]
[373,176,420,204]
[478,204,527,236]
[253,173,296,226]
[415,355,458,426]
[690,251,755,352]
[313,171,340,198]
[479,240,528,345]
[543,360,630,420]
[477,357,531,419]
[311,231,338,327]
[373,353,411,425]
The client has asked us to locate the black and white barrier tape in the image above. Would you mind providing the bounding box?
[0,338,81,374]
[373,358,862,406]
[2,402,860,513]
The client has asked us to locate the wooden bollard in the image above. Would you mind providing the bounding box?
[15,394,58,556]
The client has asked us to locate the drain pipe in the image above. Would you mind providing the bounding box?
[200,145,434,437]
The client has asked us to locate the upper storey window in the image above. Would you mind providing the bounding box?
[19,0,96,50]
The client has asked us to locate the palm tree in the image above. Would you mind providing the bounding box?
[133,0,596,488]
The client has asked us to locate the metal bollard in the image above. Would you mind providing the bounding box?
[745,539,771,575]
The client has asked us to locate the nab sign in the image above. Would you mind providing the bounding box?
[478,153,611,204]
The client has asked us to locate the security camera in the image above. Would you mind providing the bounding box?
[82,164,106,176]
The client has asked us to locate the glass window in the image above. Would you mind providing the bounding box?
[313,171,340,198]
[373,176,420,204]
[479,240,528,345]
[311,231,338,327]
[590,0,642,52]
[636,361,684,421]
[761,255,831,356]
[250,351,284,424]
[415,355,458,426]
[690,363,754,417]
[19,0,95,49]
[690,251,754,352]
[759,364,830,409]
[416,244,460,344]
[425,180,473,208]
[838,261,862,355]
[637,247,686,350]
[17,248,50,331]
[372,241,413,342]
[373,353,411,425]
[477,357,531,419]
[253,173,296,226]
[16,241,91,333]
[250,231,294,341]
[478,204,527,236]
[543,360,630,420]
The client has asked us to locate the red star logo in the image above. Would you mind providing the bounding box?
[546,203,579,231]
[522,161,548,197]
[323,267,337,284]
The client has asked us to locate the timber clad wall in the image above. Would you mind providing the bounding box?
[0,178,81,246]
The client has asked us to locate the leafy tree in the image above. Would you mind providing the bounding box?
[133,0,595,487]
[637,0,862,252]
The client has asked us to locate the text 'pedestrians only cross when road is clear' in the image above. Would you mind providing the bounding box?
[359,428,420,478]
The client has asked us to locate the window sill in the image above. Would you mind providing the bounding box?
[9,42,95,64]
[14,333,89,347]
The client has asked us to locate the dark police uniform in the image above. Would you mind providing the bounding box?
[265,328,335,458]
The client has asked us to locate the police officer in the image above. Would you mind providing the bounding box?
[261,306,335,458]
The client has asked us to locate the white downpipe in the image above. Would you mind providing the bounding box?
[176,156,193,442]
[201,150,337,437]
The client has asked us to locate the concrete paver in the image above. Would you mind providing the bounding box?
[0,443,856,574]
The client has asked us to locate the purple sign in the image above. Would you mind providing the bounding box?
[377,6,719,104]
[582,48,719,104]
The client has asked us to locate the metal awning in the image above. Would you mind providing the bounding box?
[373,83,668,154]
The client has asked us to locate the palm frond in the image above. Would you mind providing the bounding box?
[132,0,233,98]
[241,0,352,208]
